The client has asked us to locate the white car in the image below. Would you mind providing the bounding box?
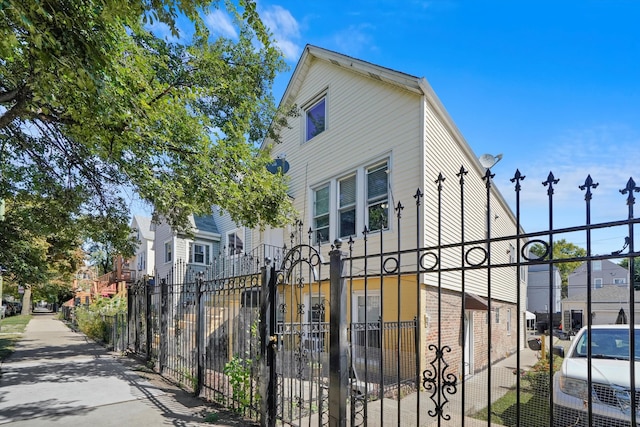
[553,324,640,427]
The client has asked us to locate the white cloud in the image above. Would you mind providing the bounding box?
[493,124,640,254]
[145,20,186,43]
[204,9,238,39]
[261,5,301,60]
[331,24,377,57]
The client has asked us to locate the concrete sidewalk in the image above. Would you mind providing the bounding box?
[0,313,253,426]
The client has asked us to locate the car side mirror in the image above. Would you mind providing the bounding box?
[552,345,565,358]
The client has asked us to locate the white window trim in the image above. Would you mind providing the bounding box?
[302,90,328,143]
[189,241,211,265]
[506,308,511,335]
[351,290,382,323]
[312,183,331,245]
[164,241,172,264]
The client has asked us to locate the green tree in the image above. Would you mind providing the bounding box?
[530,239,586,298]
[0,197,82,311]
[1,0,296,286]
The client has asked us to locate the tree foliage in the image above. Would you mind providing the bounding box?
[0,0,296,286]
[530,239,586,298]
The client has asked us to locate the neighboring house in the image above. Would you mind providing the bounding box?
[527,257,562,314]
[69,265,98,306]
[251,45,526,379]
[153,208,250,282]
[561,286,640,328]
[567,259,629,298]
[130,215,155,282]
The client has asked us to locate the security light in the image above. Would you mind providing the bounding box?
[478,153,503,169]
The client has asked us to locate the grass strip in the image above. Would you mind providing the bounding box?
[0,315,32,360]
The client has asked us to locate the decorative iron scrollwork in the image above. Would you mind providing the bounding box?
[422,343,458,420]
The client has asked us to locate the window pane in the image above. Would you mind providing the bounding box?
[306,98,326,140]
[194,244,204,263]
[314,185,329,215]
[368,202,388,232]
[339,176,356,207]
[339,208,355,237]
[367,163,388,200]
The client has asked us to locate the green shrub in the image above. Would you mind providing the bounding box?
[524,355,562,396]
[75,296,127,342]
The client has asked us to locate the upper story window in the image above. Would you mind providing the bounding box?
[189,242,211,265]
[164,241,172,263]
[227,229,244,256]
[311,159,390,244]
[594,278,603,288]
[614,278,626,285]
[305,97,326,141]
[313,185,330,245]
[339,175,356,238]
[592,260,602,271]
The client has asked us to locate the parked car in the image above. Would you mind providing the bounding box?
[2,300,14,316]
[553,325,640,426]
[10,301,22,315]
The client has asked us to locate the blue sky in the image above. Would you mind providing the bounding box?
[248,0,639,255]
[149,1,639,256]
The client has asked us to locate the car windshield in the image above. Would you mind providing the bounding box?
[573,329,640,360]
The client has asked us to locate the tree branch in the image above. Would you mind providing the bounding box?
[0,88,19,103]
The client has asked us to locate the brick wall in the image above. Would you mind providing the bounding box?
[424,286,517,380]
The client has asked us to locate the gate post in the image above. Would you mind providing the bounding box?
[159,278,168,374]
[127,282,133,350]
[259,260,277,427]
[329,240,348,427]
[195,273,204,396]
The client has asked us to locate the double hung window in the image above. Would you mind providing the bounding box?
[366,162,388,232]
[313,185,330,244]
[339,175,356,238]
[189,242,211,264]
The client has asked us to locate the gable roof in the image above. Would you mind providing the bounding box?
[563,285,638,303]
[132,215,154,240]
[267,44,522,233]
[569,259,629,277]
[193,214,219,235]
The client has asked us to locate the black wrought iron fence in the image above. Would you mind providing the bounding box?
[125,170,640,427]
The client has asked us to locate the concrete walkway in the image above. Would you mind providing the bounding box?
[0,313,253,426]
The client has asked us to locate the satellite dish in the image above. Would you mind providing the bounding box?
[266,158,290,174]
[478,153,503,169]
